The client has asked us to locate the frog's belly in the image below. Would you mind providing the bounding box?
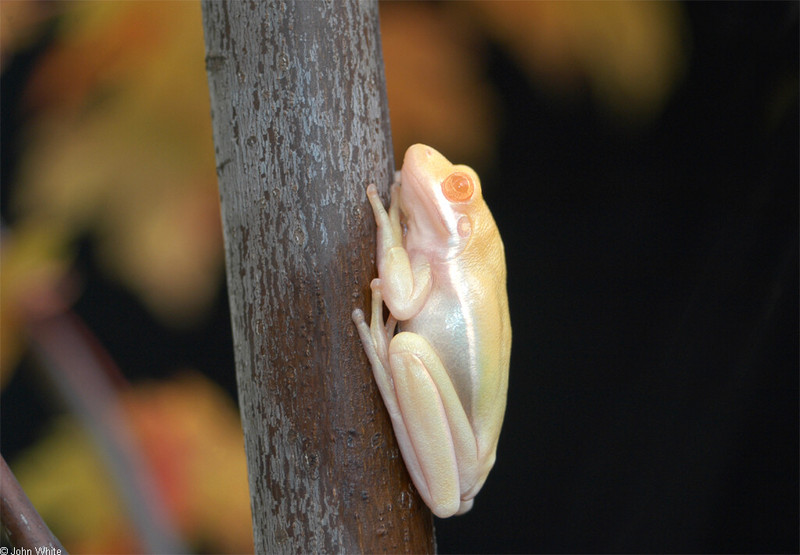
[399,290,476,415]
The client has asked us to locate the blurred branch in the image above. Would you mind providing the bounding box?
[201,1,435,552]
[0,454,65,552]
[28,312,187,554]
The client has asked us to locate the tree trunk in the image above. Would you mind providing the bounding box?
[200,2,435,552]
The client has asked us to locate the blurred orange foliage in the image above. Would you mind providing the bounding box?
[12,373,253,553]
[381,2,684,168]
[0,0,54,70]
[381,2,499,167]
[0,222,73,385]
[122,374,254,553]
[10,1,222,329]
[12,416,144,553]
[471,1,686,122]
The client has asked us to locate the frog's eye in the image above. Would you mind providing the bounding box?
[441,172,474,203]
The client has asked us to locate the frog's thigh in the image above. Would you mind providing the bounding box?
[392,331,480,485]
[389,331,462,518]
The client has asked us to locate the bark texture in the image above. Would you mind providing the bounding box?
[200,2,435,552]
[1,455,66,552]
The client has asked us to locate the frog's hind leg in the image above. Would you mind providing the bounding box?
[352,279,394,405]
[353,282,426,502]
[387,331,479,518]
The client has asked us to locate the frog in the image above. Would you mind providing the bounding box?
[352,144,511,518]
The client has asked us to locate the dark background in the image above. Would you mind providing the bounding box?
[436,3,798,553]
[2,2,798,553]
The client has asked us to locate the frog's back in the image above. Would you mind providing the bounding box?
[458,220,511,453]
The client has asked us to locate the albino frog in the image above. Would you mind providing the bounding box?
[352,144,511,518]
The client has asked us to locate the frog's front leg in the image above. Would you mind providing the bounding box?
[365,183,431,320]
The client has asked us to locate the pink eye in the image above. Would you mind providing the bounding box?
[441,172,474,202]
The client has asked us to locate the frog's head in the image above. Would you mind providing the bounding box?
[399,144,486,254]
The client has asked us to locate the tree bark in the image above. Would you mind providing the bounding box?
[200,2,435,553]
[0,454,66,552]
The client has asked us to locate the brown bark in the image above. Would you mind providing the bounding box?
[200,1,435,552]
[1,454,66,552]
